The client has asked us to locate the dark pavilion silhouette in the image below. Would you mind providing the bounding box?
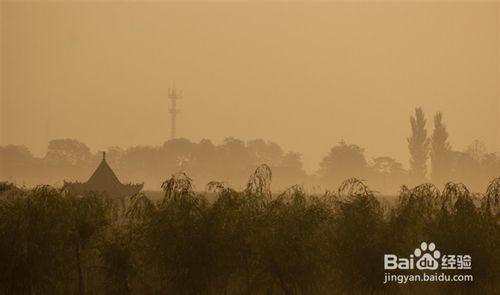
[63,152,143,198]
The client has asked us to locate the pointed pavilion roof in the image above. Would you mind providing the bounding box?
[86,152,124,196]
[63,152,143,198]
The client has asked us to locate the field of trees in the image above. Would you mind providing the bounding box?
[1,109,499,194]
[1,164,498,294]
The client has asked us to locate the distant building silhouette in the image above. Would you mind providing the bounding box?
[63,152,143,198]
[169,87,182,139]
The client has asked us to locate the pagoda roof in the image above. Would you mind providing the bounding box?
[64,152,143,198]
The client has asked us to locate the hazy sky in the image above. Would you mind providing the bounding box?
[1,2,499,172]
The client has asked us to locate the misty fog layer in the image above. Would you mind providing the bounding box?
[0,3,499,294]
[1,109,499,194]
[1,2,499,173]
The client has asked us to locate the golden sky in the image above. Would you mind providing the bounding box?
[1,2,499,172]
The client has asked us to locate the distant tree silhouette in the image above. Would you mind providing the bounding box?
[450,141,500,191]
[247,139,284,167]
[0,145,36,176]
[1,132,496,194]
[466,140,487,163]
[408,108,430,183]
[318,140,367,186]
[371,156,407,193]
[282,152,302,168]
[45,139,92,166]
[372,157,404,175]
[430,112,451,185]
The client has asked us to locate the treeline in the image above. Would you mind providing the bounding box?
[1,108,499,193]
[0,167,499,294]
[0,137,305,191]
[318,108,500,192]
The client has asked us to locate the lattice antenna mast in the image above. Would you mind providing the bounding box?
[168,87,182,140]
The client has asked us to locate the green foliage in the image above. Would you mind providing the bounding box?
[245,164,272,200]
[331,178,384,292]
[0,183,112,294]
[0,175,499,294]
